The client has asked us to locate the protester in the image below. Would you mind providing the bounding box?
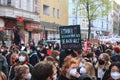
[28,46,39,66]
[107,62,120,80]
[12,64,31,80]
[31,61,55,80]
[80,62,96,80]
[9,51,33,80]
[58,58,80,80]
[95,53,111,80]
[0,51,8,76]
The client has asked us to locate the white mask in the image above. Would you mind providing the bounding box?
[41,53,45,57]
[53,75,57,80]
[37,47,40,50]
[79,62,83,67]
[93,57,97,63]
[111,72,120,80]
[21,46,25,51]
[94,46,97,49]
[80,67,87,74]
[106,44,110,47]
[1,49,4,52]
[25,73,32,80]
[69,69,77,76]
[56,56,59,60]
[19,56,26,62]
[27,50,30,54]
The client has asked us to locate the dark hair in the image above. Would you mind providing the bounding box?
[107,62,120,79]
[31,61,54,80]
[30,46,36,51]
[87,52,94,58]
[109,62,120,72]
[19,51,29,62]
[78,74,92,80]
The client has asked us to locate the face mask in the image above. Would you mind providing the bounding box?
[98,59,105,65]
[56,56,59,60]
[21,46,25,51]
[79,62,83,67]
[52,75,57,80]
[25,73,32,80]
[93,57,97,63]
[94,46,97,49]
[37,47,40,50]
[19,56,26,62]
[111,72,120,80]
[41,53,45,57]
[68,49,71,51]
[27,50,30,54]
[80,67,87,74]
[1,49,4,52]
[69,69,77,76]
[106,44,110,47]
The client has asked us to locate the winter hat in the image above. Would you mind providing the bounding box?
[113,46,120,53]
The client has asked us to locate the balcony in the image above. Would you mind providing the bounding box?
[0,5,40,22]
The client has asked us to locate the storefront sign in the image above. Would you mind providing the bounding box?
[59,25,81,50]
[25,23,41,31]
[5,20,17,29]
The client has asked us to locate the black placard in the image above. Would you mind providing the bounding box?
[59,25,81,50]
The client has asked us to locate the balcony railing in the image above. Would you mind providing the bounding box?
[0,5,40,22]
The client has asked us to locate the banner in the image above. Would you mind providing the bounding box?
[59,25,81,50]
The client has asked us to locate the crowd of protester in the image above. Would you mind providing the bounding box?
[0,39,120,80]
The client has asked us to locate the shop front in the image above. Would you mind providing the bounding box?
[24,22,42,45]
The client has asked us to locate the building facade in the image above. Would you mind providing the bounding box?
[0,0,40,46]
[68,0,111,39]
[110,1,120,35]
[39,0,68,40]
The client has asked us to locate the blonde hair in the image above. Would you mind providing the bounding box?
[0,71,7,80]
[51,50,60,60]
[61,58,79,75]
[95,53,111,70]
[15,64,29,78]
[84,62,95,78]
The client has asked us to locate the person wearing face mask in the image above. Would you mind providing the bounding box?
[12,64,32,80]
[9,51,33,80]
[79,62,96,80]
[0,46,5,56]
[28,45,39,66]
[58,58,80,80]
[0,51,8,76]
[95,53,111,80]
[107,62,120,80]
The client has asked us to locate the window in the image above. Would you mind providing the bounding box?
[34,0,38,12]
[82,19,85,27]
[19,0,21,8]
[73,19,75,25]
[43,5,50,15]
[0,0,1,5]
[57,9,60,18]
[53,8,55,17]
[7,0,11,5]
[27,0,30,11]
[35,6,37,13]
